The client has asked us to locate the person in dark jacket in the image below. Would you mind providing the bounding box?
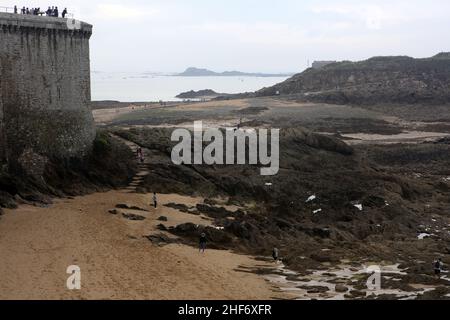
[152,193,158,209]
[434,258,443,279]
[272,248,279,262]
[199,233,207,254]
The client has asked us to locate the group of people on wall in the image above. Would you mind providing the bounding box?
[12,5,68,18]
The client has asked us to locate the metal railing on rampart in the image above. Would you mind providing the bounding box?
[0,6,74,18]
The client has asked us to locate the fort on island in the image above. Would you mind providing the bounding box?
[0,12,95,175]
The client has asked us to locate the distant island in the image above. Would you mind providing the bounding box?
[176,67,294,77]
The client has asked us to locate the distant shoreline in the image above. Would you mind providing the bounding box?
[91,72,292,78]
[175,67,294,78]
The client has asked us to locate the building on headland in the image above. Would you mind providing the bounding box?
[311,61,337,69]
[0,12,95,175]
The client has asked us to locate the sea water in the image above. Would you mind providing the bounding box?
[91,72,288,102]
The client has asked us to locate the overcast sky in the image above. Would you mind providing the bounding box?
[2,0,450,73]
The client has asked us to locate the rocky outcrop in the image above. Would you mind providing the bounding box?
[122,213,146,221]
[1,132,137,210]
[169,223,233,249]
[176,89,224,99]
[257,53,450,105]
[281,128,354,155]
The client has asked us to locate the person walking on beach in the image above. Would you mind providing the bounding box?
[199,233,207,254]
[136,147,144,163]
[433,258,443,279]
[272,247,279,262]
[152,192,158,209]
[62,8,68,18]
[14,6,18,14]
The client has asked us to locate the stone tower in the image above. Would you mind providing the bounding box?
[0,12,95,174]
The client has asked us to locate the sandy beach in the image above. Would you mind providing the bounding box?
[0,190,289,300]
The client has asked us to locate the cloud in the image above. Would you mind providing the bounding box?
[94,3,159,20]
[183,22,309,47]
[310,3,404,30]
[3,0,448,72]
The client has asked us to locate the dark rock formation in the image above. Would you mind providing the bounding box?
[257,53,450,105]
[169,223,233,249]
[145,233,177,246]
[335,284,349,293]
[1,132,137,210]
[113,126,450,283]
[122,213,146,221]
[196,204,237,219]
[300,286,330,294]
[165,203,193,213]
[176,89,225,99]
